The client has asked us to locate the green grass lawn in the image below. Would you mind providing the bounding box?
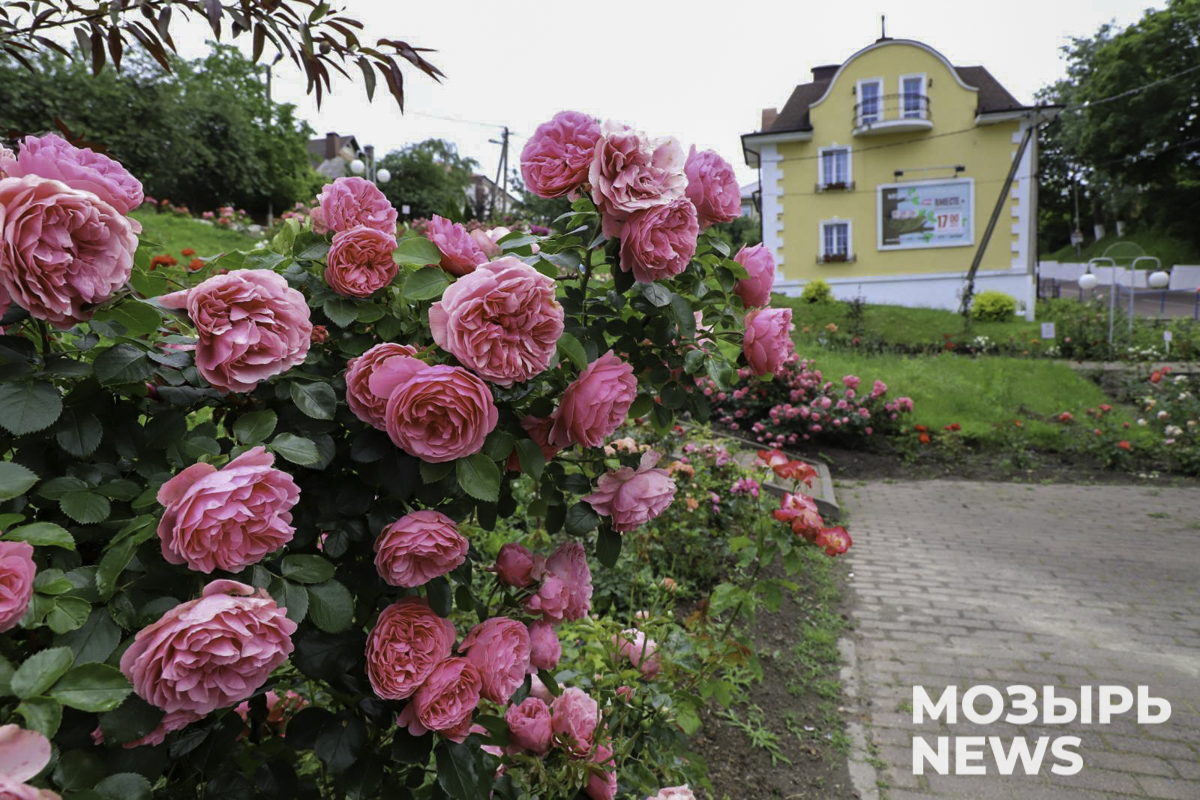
[772,294,1040,348]
[800,345,1141,449]
[132,209,260,259]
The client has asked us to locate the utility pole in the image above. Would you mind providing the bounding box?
[489,126,510,221]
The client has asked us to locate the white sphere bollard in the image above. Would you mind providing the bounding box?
[1148,271,1170,289]
[349,159,366,175]
[376,168,391,184]
[1078,273,1099,291]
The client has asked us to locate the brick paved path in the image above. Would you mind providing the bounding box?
[841,480,1200,800]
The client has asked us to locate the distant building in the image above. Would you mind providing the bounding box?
[740,180,760,220]
[741,36,1059,315]
[308,132,362,180]
[468,174,522,219]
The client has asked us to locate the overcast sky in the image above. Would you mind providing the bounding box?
[185,0,1161,186]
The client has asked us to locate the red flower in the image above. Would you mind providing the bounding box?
[149,254,177,270]
[756,449,817,486]
[188,258,204,271]
[918,433,930,445]
[1117,441,1132,451]
[815,526,852,557]
[181,248,196,257]
[1150,371,1162,384]
[1013,420,1024,428]
[943,423,961,432]
[1099,404,1112,413]
[1058,412,1074,423]
[914,424,928,433]
[310,325,329,344]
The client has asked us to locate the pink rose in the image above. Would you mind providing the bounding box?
[345,343,419,429]
[649,788,697,800]
[160,270,312,393]
[3,133,143,216]
[618,198,699,284]
[524,572,571,622]
[325,225,398,298]
[684,146,741,229]
[120,580,296,716]
[521,111,602,198]
[550,687,598,757]
[583,451,677,532]
[494,543,543,588]
[505,697,552,754]
[733,244,776,309]
[0,146,13,179]
[527,620,561,672]
[366,597,455,700]
[548,351,637,449]
[468,228,502,260]
[0,725,51,786]
[311,177,397,235]
[384,364,498,462]
[743,307,794,376]
[528,674,554,704]
[429,257,564,386]
[460,617,531,704]
[589,121,686,237]
[613,628,661,678]
[156,447,299,574]
[545,541,592,622]
[424,215,487,277]
[396,657,481,742]
[0,176,136,328]
[0,542,35,633]
[585,743,617,800]
[374,510,468,587]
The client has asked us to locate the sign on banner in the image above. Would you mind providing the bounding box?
[877,179,975,250]
[1041,322,1056,340]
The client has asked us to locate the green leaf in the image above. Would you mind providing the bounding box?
[93,300,161,337]
[12,647,75,699]
[53,749,106,791]
[306,580,353,633]
[293,232,331,262]
[274,578,309,624]
[290,382,338,420]
[233,410,278,444]
[270,433,321,466]
[60,491,111,524]
[48,662,132,712]
[281,554,336,584]
[34,569,72,595]
[456,453,500,503]
[628,394,655,419]
[57,608,121,664]
[99,695,164,746]
[514,440,545,481]
[555,332,587,371]
[0,381,62,435]
[420,460,455,484]
[16,697,62,737]
[55,409,103,457]
[565,502,600,536]
[392,236,442,266]
[47,596,92,634]
[640,282,673,308]
[670,294,696,339]
[314,713,367,774]
[94,773,152,800]
[426,576,452,616]
[93,344,154,386]
[404,266,451,301]
[436,741,479,800]
[323,298,359,328]
[0,461,38,501]
[596,525,622,569]
[3,522,75,550]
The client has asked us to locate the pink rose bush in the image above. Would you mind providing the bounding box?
[424,214,487,276]
[120,580,296,722]
[494,543,544,587]
[584,451,678,532]
[733,243,776,308]
[0,725,57,800]
[161,270,312,393]
[366,597,455,699]
[550,687,599,757]
[619,198,699,283]
[396,657,482,742]
[374,510,468,587]
[383,364,498,462]
[521,111,602,198]
[156,447,299,574]
[505,697,552,754]
[522,541,593,623]
[345,342,419,428]
[613,627,661,678]
[589,120,687,236]
[743,307,794,376]
[311,176,397,235]
[684,146,741,228]
[325,225,398,297]
[460,617,530,703]
[1,133,143,216]
[549,351,637,448]
[0,543,35,633]
[429,257,564,385]
[0,176,137,328]
[527,620,561,671]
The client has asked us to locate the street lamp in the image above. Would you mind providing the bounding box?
[376,168,391,184]
[1149,271,1170,289]
[349,159,366,176]
[1079,273,1098,291]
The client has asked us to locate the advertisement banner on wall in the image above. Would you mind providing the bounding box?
[877,178,974,250]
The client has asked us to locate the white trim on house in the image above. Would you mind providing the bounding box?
[817,143,852,188]
[818,218,853,261]
[759,142,785,271]
[809,39,978,109]
[775,267,1035,315]
[875,177,976,251]
[855,77,884,124]
[898,72,928,119]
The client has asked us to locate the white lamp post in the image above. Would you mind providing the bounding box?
[1079,273,1098,291]
[349,158,366,176]
[1149,271,1170,289]
[376,168,391,184]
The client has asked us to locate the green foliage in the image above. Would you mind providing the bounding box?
[799,279,834,305]
[375,139,478,221]
[970,290,1017,322]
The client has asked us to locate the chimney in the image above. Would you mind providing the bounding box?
[324,132,338,160]
[761,107,778,131]
[811,64,839,82]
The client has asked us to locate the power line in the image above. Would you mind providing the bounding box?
[1060,63,1200,113]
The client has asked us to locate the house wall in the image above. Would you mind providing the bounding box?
[764,40,1034,315]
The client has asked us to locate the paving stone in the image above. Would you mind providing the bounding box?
[1135,775,1200,799]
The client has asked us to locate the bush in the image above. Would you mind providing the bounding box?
[971,290,1017,321]
[800,278,834,304]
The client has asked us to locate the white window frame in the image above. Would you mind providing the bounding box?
[856,78,884,125]
[817,144,852,189]
[899,73,927,119]
[818,218,853,262]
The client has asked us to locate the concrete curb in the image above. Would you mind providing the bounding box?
[840,636,883,800]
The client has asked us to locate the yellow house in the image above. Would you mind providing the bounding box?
[741,36,1059,317]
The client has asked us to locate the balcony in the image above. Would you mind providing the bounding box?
[853,94,933,136]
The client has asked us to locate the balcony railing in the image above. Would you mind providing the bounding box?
[852,94,933,135]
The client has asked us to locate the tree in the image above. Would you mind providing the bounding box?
[375,139,478,220]
[0,45,323,217]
